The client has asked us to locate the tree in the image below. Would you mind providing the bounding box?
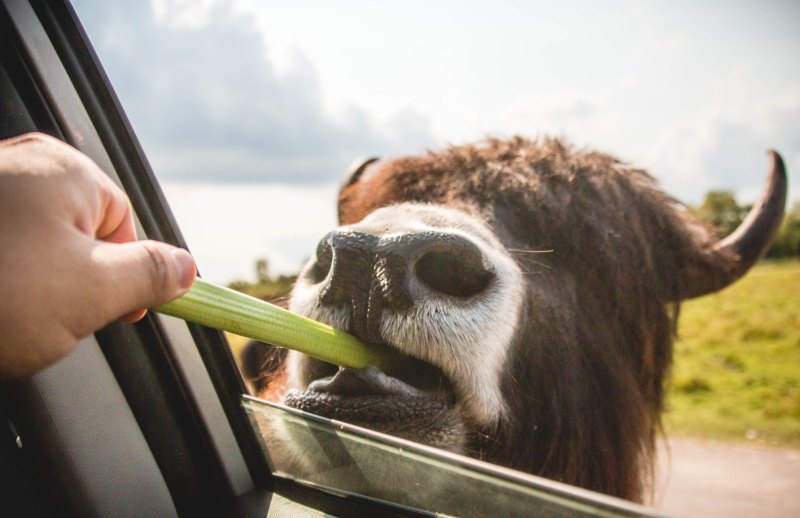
[255,257,270,283]
[228,257,296,302]
[766,202,800,258]
[694,191,748,238]
[694,191,799,259]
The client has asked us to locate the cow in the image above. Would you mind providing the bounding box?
[241,137,786,503]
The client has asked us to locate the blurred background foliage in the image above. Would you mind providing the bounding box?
[696,191,800,258]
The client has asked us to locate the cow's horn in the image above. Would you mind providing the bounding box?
[679,150,787,299]
[340,157,380,191]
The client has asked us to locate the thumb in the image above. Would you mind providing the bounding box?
[87,240,196,325]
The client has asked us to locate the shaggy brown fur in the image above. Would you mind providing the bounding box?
[246,137,785,502]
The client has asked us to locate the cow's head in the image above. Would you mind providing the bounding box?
[243,137,786,502]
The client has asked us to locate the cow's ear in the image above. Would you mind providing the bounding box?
[340,157,380,193]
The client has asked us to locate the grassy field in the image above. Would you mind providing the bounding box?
[227,260,800,449]
[665,260,800,447]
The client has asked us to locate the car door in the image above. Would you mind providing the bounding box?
[0,1,662,516]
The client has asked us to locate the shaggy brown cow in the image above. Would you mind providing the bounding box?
[242,137,786,502]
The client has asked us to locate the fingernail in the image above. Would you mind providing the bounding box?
[171,248,197,293]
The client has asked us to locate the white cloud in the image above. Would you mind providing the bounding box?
[648,86,800,205]
[73,0,436,184]
[491,90,610,141]
[151,0,216,28]
[161,182,338,282]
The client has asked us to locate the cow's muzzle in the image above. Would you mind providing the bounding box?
[308,229,495,342]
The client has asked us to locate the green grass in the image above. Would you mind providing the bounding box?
[665,260,800,447]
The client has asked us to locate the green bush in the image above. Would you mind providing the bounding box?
[227,257,295,303]
[693,192,799,258]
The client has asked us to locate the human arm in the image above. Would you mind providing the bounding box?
[0,133,196,379]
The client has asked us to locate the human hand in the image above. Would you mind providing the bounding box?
[0,133,196,379]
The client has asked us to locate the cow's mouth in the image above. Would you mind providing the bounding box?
[283,351,457,434]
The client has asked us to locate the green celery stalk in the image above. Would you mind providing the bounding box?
[153,277,398,371]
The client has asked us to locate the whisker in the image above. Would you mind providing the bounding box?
[508,248,555,254]
[522,269,548,275]
[525,263,549,272]
[518,258,552,271]
[520,270,548,276]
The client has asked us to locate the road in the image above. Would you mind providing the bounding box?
[654,438,800,517]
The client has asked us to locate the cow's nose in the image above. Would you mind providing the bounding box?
[311,230,495,318]
[309,230,384,341]
[313,231,379,306]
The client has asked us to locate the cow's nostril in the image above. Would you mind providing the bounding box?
[308,236,333,284]
[415,245,494,298]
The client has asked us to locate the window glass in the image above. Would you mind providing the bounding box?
[244,397,654,517]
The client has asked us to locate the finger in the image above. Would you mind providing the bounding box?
[100,200,138,244]
[94,173,138,244]
[83,240,196,329]
[120,308,147,324]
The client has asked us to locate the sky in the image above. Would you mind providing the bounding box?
[72,0,800,284]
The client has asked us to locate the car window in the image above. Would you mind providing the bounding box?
[69,2,798,517]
